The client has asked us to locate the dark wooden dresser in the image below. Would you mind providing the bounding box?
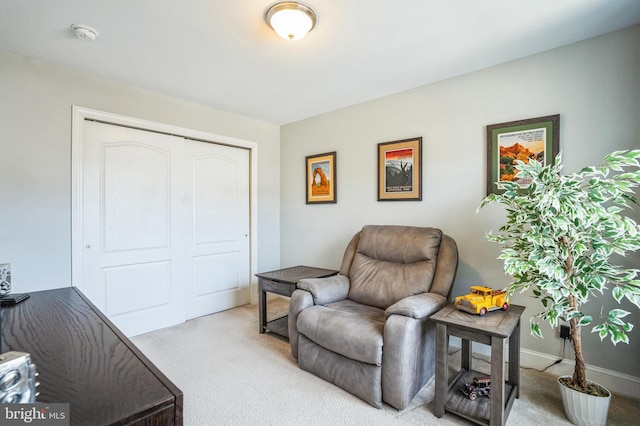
[0,287,183,425]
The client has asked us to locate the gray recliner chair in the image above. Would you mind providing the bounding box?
[288,225,458,410]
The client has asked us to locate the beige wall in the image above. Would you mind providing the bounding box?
[0,50,281,293]
[281,25,640,377]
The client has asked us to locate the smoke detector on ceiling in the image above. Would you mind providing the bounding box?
[71,24,99,41]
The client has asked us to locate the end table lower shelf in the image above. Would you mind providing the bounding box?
[444,369,518,425]
[263,315,289,337]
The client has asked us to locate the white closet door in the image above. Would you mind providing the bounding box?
[82,121,250,336]
[83,121,186,336]
[184,139,250,319]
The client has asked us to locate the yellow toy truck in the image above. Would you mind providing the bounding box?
[454,286,509,315]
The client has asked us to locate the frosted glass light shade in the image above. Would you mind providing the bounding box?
[265,2,317,41]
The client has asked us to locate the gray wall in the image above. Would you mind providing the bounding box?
[281,25,640,377]
[0,50,281,293]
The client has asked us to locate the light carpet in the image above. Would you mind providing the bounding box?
[131,301,639,425]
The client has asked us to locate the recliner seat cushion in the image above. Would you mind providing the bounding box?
[348,226,442,309]
[296,300,385,365]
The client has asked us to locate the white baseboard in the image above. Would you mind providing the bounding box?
[520,348,640,398]
[448,337,639,398]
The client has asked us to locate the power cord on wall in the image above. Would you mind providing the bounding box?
[522,336,574,373]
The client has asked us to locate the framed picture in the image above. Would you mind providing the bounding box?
[486,114,560,195]
[0,263,11,296]
[306,151,336,204]
[377,137,422,201]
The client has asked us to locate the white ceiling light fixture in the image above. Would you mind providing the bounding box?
[71,24,99,41]
[265,2,317,41]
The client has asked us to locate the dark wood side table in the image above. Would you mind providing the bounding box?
[1,287,183,426]
[431,304,525,426]
[256,265,338,338]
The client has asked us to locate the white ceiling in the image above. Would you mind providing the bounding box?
[1,0,640,125]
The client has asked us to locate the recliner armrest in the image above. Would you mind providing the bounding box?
[297,274,350,305]
[385,293,447,319]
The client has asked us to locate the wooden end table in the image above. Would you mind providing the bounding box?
[431,304,525,426]
[255,265,338,338]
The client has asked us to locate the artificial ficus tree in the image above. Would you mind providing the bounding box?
[478,150,640,393]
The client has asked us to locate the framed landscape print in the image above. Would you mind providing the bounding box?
[306,151,336,204]
[377,137,422,201]
[486,114,560,195]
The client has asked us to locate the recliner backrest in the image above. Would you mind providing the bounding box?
[343,225,442,309]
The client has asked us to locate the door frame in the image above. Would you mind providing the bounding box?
[71,106,259,303]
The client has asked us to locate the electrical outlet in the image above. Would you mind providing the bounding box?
[560,325,571,340]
